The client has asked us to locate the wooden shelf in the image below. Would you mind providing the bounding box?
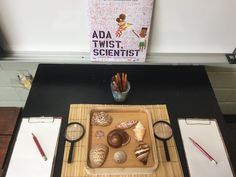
[0,107,21,177]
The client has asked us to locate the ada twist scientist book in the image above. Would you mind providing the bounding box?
[88,0,154,62]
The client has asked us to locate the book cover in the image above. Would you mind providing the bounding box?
[88,0,154,62]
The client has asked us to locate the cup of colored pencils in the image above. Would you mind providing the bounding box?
[111,73,130,102]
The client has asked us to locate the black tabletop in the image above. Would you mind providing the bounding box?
[19,64,235,177]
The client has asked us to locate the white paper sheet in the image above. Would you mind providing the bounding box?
[6,117,61,177]
[178,119,234,177]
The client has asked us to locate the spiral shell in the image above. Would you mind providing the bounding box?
[134,143,150,165]
[113,151,127,164]
[107,129,130,148]
[116,120,138,129]
[89,144,109,167]
[91,112,112,126]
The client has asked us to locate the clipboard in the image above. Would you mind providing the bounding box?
[178,119,235,177]
[5,116,62,177]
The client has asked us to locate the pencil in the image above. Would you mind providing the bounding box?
[32,133,48,161]
[189,137,217,165]
[112,73,128,92]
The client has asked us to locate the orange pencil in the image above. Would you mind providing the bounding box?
[117,73,122,92]
[124,73,127,90]
[122,73,126,91]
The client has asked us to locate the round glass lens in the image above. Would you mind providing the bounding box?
[65,123,84,141]
[154,121,173,139]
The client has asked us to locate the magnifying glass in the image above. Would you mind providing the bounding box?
[153,120,173,161]
[65,122,85,163]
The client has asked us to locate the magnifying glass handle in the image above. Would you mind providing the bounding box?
[163,141,170,161]
[68,142,75,163]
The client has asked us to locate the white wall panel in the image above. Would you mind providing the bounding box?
[0,0,235,53]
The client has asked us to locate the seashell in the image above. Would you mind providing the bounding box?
[107,129,130,148]
[18,73,33,90]
[133,121,146,142]
[134,143,150,165]
[89,144,109,167]
[116,120,138,129]
[91,112,112,126]
[107,132,123,148]
[95,130,105,139]
[121,130,130,146]
[113,151,127,164]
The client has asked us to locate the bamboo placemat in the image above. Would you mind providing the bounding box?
[61,104,183,177]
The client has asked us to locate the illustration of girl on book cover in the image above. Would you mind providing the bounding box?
[115,14,132,37]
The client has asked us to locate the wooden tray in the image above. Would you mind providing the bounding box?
[85,107,159,175]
